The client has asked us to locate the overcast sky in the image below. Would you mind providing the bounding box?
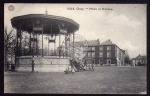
[4,3,146,58]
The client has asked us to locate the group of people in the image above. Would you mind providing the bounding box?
[84,60,94,71]
[64,58,94,74]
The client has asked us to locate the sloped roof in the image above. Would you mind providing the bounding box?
[100,39,115,45]
[75,39,99,46]
[121,49,125,54]
[135,54,147,60]
[87,39,100,46]
[74,41,85,46]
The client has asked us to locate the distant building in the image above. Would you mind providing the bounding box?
[132,54,147,66]
[57,39,125,66]
[84,39,100,64]
[99,39,125,66]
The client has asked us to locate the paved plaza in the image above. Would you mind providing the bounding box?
[4,66,147,94]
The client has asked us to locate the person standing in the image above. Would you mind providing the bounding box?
[71,59,75,74]
[84,60,87,71]
[91,59,94,71]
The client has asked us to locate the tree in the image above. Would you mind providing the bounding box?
[124,49,130,66]
[4,27,16,71]
[21,34,30,55]
[21,33,41,56]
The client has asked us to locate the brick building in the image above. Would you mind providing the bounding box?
[58,39,125,66]
[99,39,125,66]
[84,39,100,64]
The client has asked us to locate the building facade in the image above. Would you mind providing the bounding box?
[132,54,147,66]
[58,39,125,66]
[99,39,125,66]
[84,39,100,64]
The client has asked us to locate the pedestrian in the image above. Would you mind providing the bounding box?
[91,59,94,71]
[64,68,68,74]
[65,58,75,74]
[71,59,75,74]
[11,62,15,71]
[6,62,10,71]
[71,66,75,74]
[84,60,87,71]
[89,59,94,71]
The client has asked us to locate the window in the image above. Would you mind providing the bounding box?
[92,47,95,51]
[92,52,95,57]
[107,52,111,57]
[99,46,103,51]
[84,47,88,52]
[107,46,111,50]
[83,51,87,55]
[99,52,103,57]
[88,47,92,51]
[88,52,91,57]
[107,59,111,64]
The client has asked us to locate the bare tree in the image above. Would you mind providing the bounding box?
[4,27,16,71]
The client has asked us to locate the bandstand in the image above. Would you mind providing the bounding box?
[11,13,79,72]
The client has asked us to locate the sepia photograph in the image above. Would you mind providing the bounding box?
[4,3,147,94]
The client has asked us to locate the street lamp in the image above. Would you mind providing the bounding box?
[31,56,35,72]
[24,46,28,55]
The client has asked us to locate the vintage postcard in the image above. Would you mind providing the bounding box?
[4,3,147,94]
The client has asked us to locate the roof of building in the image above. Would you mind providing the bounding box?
[87,39,100,46]
[57,39,100,48]
[11,14,79,34]
[133,54,147,60]
[121,49,125,53]
[100,39,125,53]
[100,39,115,45]
[75,39,100,46]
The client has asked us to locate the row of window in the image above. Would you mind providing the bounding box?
[87,47,95,51]
[99,52,111,57]
[87,46,124,53]
[87,52,111,58]
[87,52,95,57]
[100,46,111,51]
[88,46,111,51]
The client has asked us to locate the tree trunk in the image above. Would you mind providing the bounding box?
[4,47,8,71]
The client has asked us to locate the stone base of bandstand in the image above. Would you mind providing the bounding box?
[15,56,70,72]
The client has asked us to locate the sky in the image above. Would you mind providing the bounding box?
[4,3,147,58]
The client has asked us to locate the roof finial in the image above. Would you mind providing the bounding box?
[45,8,48,15]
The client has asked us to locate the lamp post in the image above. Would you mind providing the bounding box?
[31,57,35,72]
[45,36,50,56]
